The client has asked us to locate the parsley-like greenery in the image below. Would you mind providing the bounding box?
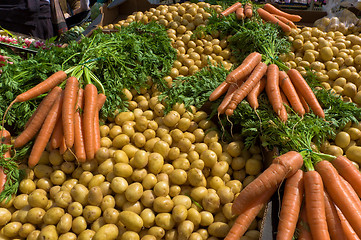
[0,21,176,134]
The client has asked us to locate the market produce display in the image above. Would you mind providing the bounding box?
[0,1,361,240]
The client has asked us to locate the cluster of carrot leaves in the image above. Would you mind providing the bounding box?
[193,7,290,65]
[0,21,176,134]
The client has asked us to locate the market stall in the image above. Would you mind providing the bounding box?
[0,1,361,239]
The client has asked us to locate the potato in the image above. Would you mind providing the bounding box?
[172,205,188,223]
[43,207,65,225]
[38,225,58,240]
[110,177,128,194]
[346,146,361,164]
[88,186,103,206]
[26,207,45,225]
[119,211,143,232]
[92,224,119,240]
[178,220,194,240]
[28,190,48,209]
[208,222,230,238]
[19,179,36,194]
[202,191,220,213]
[70,184,89,205]
[57,213,72,234]
[2,221,22,238]
[335,131,351,148]
[83,206,102,223]
[155,213,175,230]
[0,208,11,226]
[72,216,87,234]
[125,182,144,202]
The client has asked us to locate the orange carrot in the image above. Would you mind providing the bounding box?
[304,170,330,240]
[14,86,62,148]
[332,155,361,198]
[83,84,98,160]
[0,129,11,193]
[323,191,347,240]
[232,151,303,215]
[15,71,67,103]
[244,3,253,18]
[226,52,262,84]
[225,189,272,240]
[226,62,267,116]
[315,160,361,237]
[236,7,245,20]
[263,3,302,22]
[221,2,242,16]
[50,116,63,150]
[247,76,266,110]
[339,176,361,209]
[335,206,361,240]
[280,90,289,107]
[279,71,305,116]
[28,93,63,167]
[266,64,287,122]
[287,69,324,118]
[62,77,79,149]
[59,136,66,155]
[297,204,313,240]
[209,82,230,101]
[94,94,106,154]
[273,14,297,28]
[276,169,304,240]
[296,88,310,113]
[74,89,86,163]
[257,8,292,33]
[218,75,248,114]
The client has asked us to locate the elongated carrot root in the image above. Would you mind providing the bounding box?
[257,8,292,33]
[263,3,302,22]
[221,2,242,16]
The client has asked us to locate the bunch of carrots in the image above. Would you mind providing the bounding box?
[3,70,105,167]
[209,51,325,121]
[220,2,301,32]
[225,151,361,240]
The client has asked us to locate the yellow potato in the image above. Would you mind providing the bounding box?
[93,224,119,240]
[119,211,143,232]
[346,146,361,164]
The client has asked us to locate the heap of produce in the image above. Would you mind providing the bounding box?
[0,1,361,240]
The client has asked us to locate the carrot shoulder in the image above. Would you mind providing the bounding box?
[257,8,292,33]
[263,3,302,22]
[276,169,304,240]
[304,170,330,240]
[315,160,361,237]
[232,151,303,215]
[62,76,79,149]
[28,93,63,167]
[287,69,324,118]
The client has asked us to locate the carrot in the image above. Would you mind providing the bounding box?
[296,88,310,113]
[236,7,245,20]
[332,155,361,198]
[28,93,63,167]
[247,76,266,110]
[0,129,11,193]
[263,3,302,22]
[280,90,289,107]
[279,71,305,116]
[315,160,361,237]
[287,69,324,118]
[276,169,304,240]
[218,75,248,114]
[244,3,252,18]
[257,8,292,33]
[94,94,106,153]
[220,2,242,16]
[14,86,62,148]
[83,84,98,160]
[62,76,79,149]
[59,136,67,155]
[273,14,297,28]
[323,191,347,240]
[74,89,86,163]
[50,116,63,150]
[225,188,272,240]
[209,82,230,101]
[226,61,267,116]
[14,71,67,103]
[335,206,361,240]
[304,170,330,240]
[297,204,313,240]
[232,151,303,215]
[339,176,361,208]
[226,52,262,84]
[266,64,287,122]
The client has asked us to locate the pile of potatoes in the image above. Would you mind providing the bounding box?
[0,84,266,240]
[279,26,361,106]
[100,2,237,85]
